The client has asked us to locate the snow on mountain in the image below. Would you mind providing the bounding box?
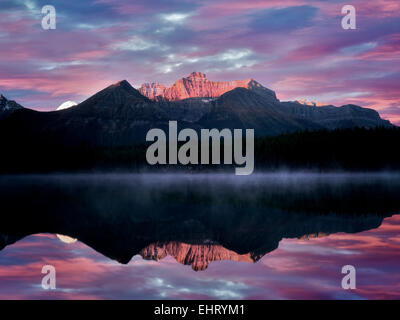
[56,101,78,111]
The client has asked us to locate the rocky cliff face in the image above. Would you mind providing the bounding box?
[138,83,167,100]
[139,72,277,101]
[140,241,256,271]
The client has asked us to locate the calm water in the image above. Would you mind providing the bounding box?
[0,173,399,299]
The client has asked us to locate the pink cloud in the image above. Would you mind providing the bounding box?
[0,0,399,118]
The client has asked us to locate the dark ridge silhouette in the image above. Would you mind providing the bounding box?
[0,78,393,150]
[0,174,399,269]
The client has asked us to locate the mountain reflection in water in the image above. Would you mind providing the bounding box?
[0,173,399,299]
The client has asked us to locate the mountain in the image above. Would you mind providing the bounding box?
[138,72,391,132]
[56,101,77,111]
[78,80,151,110]
[197,87,324,136]
[0,75,394,151]
[139,82,167,100]
[140,242,255,271]
[280,101,391,129]
[22,80,180,146]
[0,94,23,111]
[0,94,23,119]
[139,71,277,101]
[0,81,171,147]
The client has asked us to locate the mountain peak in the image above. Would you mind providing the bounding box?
[139,72,277,101]
[187,71,207,80]
[0,94,24,112]
[77,79,150,110]
[111,79,134,89]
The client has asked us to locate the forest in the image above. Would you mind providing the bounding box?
[1,127,399,173]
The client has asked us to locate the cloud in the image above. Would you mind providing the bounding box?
[341,42,378,55]
[156,48,259,74]
[161,12,194,24]
[112,36,167,52]
[0,0,399,124]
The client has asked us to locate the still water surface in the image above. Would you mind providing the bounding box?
[0,173,399,299]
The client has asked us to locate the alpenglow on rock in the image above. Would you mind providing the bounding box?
[139,72,278,101]
[138,83,167,100]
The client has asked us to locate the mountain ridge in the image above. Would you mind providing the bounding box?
[0,74,394,149]
[0,94,24,119]
[139,71,278,102]
[140,241,256,271]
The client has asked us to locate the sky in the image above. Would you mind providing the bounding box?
[0,0,399,125]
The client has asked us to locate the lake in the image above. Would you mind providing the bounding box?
[0,173,399,299]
